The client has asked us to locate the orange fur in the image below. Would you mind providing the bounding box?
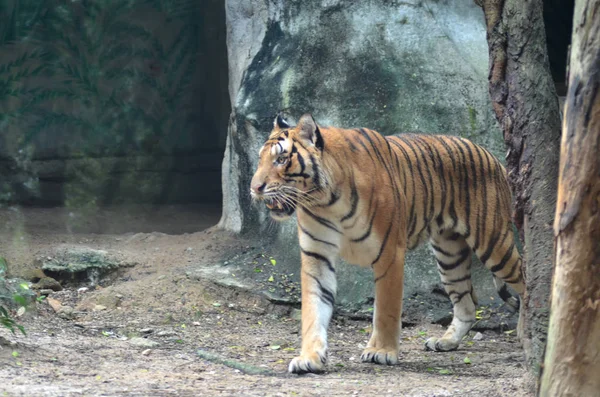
[250,114,525,374]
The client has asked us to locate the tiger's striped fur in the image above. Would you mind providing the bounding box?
[250,114,525,374]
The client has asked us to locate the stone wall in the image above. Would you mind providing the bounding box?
[0,0,229,206]
[220,0,512,314]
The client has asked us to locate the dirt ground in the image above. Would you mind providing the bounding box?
[0,206,533,396]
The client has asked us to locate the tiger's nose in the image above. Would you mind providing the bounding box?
[251,182,266,194]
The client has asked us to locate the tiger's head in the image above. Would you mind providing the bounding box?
[250,113,327,221]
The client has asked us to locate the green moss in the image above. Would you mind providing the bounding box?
[468,106,478,133]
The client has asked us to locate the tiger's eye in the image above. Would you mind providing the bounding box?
[276,156,288,165]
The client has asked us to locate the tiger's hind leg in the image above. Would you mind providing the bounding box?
[475,225,525,339]
[425,231,476,352]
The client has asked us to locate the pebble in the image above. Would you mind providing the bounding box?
[77,287,89,293]
[93,305,107,312]
[473,332,484,341]
[141,349,152,356]
[57,306,74,320]
[139,328,154,334]
[156,330,177,337]
[39,289,54,296]
[290,309,302,321]
[129,337,160,348]
[47,297,63,313]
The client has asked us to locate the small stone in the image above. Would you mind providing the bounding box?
[58,306,74,320]
[156,330,177,337]
[129,337,160,348]
[93,305,107,311]
[141,349,152,356]
[139,328,153,334]
[473,332,484,341]
[32,277,63,292]
[47,297,63,313]
[39,289,54,296]
[77,287,89,293]
[290,309,302,321]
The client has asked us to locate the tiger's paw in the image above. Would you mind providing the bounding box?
[360,347,398,365]
[288,352,327,374]
[424,337,459,352]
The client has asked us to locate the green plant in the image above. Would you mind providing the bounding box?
[0,258,26,335]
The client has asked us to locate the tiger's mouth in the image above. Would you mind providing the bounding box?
[264,197,297,219]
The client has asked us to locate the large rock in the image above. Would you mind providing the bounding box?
[219,0,514,319]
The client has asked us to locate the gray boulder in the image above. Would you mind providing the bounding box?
[216,0,512,320]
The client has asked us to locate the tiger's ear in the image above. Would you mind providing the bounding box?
[274,114,290,129]
[297,113,324,150]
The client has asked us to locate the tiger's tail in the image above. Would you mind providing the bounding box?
[493,276,520,312]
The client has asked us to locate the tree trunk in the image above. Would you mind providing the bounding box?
[539,1,600,395]
[476,0,562,377]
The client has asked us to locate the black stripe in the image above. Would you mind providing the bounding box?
[505,272,523,284]
[297,151,306,174]
[431,243,456,257]
[305,272,335,307]
[309,153,322,189]
[318,188,341,208]
[341,177,359,222]
[480,227,510,266]
[436,247,471,271]
[371,214,395,266]
[490,242,515,273]
[358,129,402,207]
[448,232,462,241]
[388,137,417,237]
[448,290,471,304]
[448,137,470,236]
[299,223,338,248]
[413,136,440,227]
[302,208,341,234]
[397,136,429,238]
[497,284,513,303]
[477,146,493,251]
[500,257,520,281]
[301,249,335,273]
[351,201,378,242]
[432,136,458,229]
[442,274,471,285]
[459,138,478,236]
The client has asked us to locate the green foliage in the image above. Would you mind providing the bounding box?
[0,258,27,336]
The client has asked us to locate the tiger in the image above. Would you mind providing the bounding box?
[250,113,525,374]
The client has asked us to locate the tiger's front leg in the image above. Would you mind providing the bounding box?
[288,251,337,374]
[361,247,405,366]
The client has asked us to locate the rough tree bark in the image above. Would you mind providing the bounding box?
[539,1,600,395]
[475,0,562,376]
